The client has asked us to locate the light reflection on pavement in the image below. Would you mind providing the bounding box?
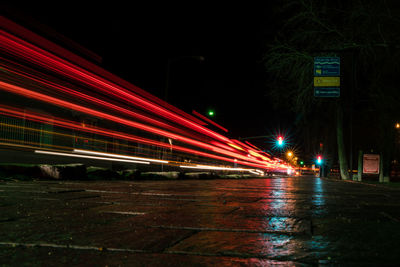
[1,176,400,265]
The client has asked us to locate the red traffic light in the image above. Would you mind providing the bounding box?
[277,136,284,146]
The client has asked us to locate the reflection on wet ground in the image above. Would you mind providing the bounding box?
[1,176,400,265]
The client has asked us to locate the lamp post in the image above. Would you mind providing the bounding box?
[161,56,204,171]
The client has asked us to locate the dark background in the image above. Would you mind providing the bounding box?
[2,2,295,148]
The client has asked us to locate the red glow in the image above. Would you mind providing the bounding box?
[0,105,279,169]
[244,141,261,151]
[0,81,280,166]
[0,16,208,127]
[0,64,208,140]
[0,20,295,172]
[0,30,229,143]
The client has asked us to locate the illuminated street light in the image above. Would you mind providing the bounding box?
[396,122,400,129]
[287,151,293,158]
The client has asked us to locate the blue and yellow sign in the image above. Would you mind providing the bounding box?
[314,57,340,97]
[314,87,340,97]
[314,57,340,76]
[314,76,340,87]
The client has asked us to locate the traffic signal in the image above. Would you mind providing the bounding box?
[317,155,323,165]
[277,136,284,147]
[208,110,215,116]
[300,161,304,165]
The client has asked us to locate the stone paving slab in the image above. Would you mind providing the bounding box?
[1,177,400,265]
[166,231,311,260]
[0,246,305,266]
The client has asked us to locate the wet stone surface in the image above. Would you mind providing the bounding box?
[1,176,400,266]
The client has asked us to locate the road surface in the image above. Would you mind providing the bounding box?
[1,176,400,266]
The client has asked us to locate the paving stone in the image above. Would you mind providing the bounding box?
[1,177,400,265]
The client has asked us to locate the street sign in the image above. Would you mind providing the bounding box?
[314,57,340,98]
[363,154,380,174]
[314,57,340,76]
[314,76,340,87]
[314,87,340,97]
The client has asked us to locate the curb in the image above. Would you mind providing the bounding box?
[322,177,400,191]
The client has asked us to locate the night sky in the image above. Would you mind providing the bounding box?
[3,3,293,145]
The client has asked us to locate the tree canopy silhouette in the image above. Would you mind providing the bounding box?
[264,0,400,179]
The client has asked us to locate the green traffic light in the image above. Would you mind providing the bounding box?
[208,110,214,116]
[300,161,304,165]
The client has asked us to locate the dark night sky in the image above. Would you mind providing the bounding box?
[3,2,294,143]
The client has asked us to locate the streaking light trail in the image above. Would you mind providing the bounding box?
[179,165,252,172]
[0,81,265,164]
[73,149,169,164]
[0,105,277,169]
[0,18,294,173]
[34,150,150,164]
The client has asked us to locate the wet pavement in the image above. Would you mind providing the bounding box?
[1,176,400,266]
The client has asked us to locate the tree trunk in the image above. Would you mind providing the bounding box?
[357,150,363,181]
[379,153,384,182]
[337,105,350,180]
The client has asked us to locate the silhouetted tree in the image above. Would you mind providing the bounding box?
[264,0,400,179]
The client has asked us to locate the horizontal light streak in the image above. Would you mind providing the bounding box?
[0,28,295,171]
[249,170,262,176]
[0,81,262,165]
[0,16,208,127]
[0,31,232,143]
[73,149,168,164]
[34,150,150,164]
[244,141,261,151]
[0,106,276,169]
[228,143,245,151]
[0,64,211,142]
[0,39,275,167]
[180,165,251,171]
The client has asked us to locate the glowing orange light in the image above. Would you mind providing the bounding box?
[228,143,244,151]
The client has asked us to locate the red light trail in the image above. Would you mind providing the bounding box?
[0,16,292,173]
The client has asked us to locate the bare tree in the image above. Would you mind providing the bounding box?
[264,0,400,179]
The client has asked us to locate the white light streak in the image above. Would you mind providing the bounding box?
[35,150,150,164]
[73,149,168,164]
